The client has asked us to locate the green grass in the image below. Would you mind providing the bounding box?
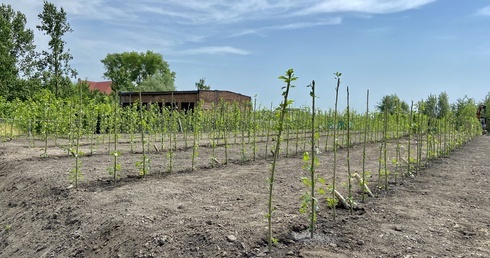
[0,122,23,137]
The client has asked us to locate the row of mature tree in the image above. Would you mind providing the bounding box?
[1,2,75,101]
[376,92,490,133]
[376,91,454,119]
[2,2,195,102]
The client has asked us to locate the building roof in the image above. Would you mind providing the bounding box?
[118,90,250,98]
[85,80,112,95]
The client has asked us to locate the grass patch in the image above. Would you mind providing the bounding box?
[0,122,23,137]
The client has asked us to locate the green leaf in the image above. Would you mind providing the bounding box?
[318,188,326,195]
[300,177,310,186]
[303,152,310,161]
[318,177,326,184]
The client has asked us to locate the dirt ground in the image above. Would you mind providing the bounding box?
[0,133,489,258]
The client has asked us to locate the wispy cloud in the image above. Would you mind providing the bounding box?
[228,29,265,38]
[270,18,343,30]
[52,0,131,20]
[175,46,250,56]
[228,17,342,38]
[8,0,137,23]
[128,0,297,24]
[476,6,490,16]
[7,0,436,48]
[122,0,437,26]
[3,0,438,77]
[297,0,436,15]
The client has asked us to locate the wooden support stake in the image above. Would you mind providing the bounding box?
[334,190,351,209]
[353,173,375,198]
[401,157,409,165]
[211,157,221,165]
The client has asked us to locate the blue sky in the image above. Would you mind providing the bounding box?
[5,0,490,112]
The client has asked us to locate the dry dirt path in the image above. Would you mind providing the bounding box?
[0,135,489,257]
[295,135,490,257]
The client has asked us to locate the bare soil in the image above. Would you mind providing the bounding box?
[0,133,489,257]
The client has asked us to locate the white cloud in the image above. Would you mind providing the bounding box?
[228,29,265,38]
[5,0,434,26]
[2,0,437,79]
[270,18,343,30]
[476,6,490,16]
[5,0,134,23]
[176,46,250,55]
[4,0,436,46]
[227,17,342,38]
[297,0,436,15]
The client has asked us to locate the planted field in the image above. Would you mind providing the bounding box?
[1,126,489,257]
[2,2,489,256]
[0,73,488,257]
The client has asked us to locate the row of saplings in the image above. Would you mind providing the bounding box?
[264,69,480,253]
[0,70,482,254]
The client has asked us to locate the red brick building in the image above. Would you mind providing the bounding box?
[119,90,251,111]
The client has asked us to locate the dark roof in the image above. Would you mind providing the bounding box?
[119,90,199,96]
[118,90,250,98]
[85,80,112,95]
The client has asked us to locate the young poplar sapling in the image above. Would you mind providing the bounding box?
[266,68,295,253]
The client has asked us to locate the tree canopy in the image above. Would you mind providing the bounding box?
[376,94,409,114]
[139,72,176,92]
[451,96,478,130]
[418,92,451,119]
[0,3,38,100]
[422,94,438,118]
[437,91,450,118]
[37,0,77,98]
[195,78,210,90]
[101,51,175,93]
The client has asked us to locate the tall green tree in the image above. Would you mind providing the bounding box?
[0,4,38,100]
[138,72,176,91]
[195,77,210,90]
[423,94,438,118]
[37,1,77,98]
[101,50,175,93]
[452,96,477,129]
[376,94,409,114]
[484,93,490,121]
[437,91,450,118]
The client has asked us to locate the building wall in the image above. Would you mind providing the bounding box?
[199,90,251,110]
[120,92,199,110]
[120,90,251,111]
[120,92,197,104]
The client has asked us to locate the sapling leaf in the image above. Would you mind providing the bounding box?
[318,188,326,195]
[313,157,320,166]
[303,152,310,161]
[300,177,309,185]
